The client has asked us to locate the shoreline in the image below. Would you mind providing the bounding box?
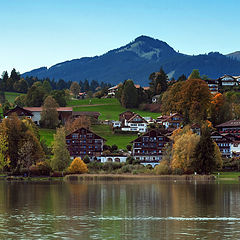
[63,174,216,182]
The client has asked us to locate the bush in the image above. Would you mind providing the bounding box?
[68,157,88,174]
[154,161,169,175]
[83,155,90,164]
[51,171,65,177]
[87,162,103,173]
[37,161,52,176]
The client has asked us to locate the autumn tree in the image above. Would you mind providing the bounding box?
[171,127,200,174]
[68,157,88,174]
[40,96,59,129]
[65,116,91,135]
[51,127,70,171]
[162,78,211,123]
[193,125,222,174]
[70,82,81,98]
[0,114,44,172]
[161,81,185,114]
[0,133,9,171]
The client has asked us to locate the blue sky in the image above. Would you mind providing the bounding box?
[1,0,240,75]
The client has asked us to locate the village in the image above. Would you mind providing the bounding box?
[1,70,240,176]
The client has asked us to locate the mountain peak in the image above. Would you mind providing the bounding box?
[114,35,177,60]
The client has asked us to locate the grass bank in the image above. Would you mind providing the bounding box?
[214,172,240,181]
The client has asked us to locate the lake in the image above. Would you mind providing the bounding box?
[0,180,240,239]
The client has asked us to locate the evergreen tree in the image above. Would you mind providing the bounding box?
[177,74,187,82]
[121,80,138,108]
[51,127,70,171]
[149,67,168,95]
[188,69,201,79]
[83,79,90,92]
[193,125,218,174]
[42,79,52,93]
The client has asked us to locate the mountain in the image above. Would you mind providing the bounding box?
[226,51,240,61]
[22,36,240,85]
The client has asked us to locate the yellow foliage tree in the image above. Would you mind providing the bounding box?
[68,157,88,174]
[171,127,200,173]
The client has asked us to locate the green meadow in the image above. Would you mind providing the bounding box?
[91,124,137,149]
[39,128,56,146]
[71,98,160,120]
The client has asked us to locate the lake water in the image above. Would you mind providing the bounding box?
[0,180,240,239]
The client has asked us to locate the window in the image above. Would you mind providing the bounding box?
[72,134,78,139]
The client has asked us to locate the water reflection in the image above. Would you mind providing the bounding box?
[0,181,239,239]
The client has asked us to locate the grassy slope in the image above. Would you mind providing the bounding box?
[70,98,160,120]
[39,128,56,146]
[91,124,137,149]
[0,92,25,115]
[5,92,25,103]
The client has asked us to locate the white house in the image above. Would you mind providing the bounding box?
[218,75,239,86]
[230,141,240,157]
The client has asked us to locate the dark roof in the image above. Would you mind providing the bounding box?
[128,114,148,123]
[4,106,33,117]
[216,120,240,128]
[66,127,106,141]
[131,129,170,143]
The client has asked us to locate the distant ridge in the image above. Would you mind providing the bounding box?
[22,35,240,85]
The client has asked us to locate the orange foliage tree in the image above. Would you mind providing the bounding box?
[161,79,211,123]
[68,157,88,174]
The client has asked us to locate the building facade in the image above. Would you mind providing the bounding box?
[66,127,105,160]
[131,129,171,167]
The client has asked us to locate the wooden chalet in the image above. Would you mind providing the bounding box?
[156,113,183,129]
[118,111,148,132]
[131,129,171,167]
[3,106,33,119]
[66,127,106,160]
[216,120,240,136]
[211,132,233,158]
[218,75,239,87]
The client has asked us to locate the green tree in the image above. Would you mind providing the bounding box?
[149,67,168,95]
[26,85,46,107]
[121,80,138,108]
[42,80,52,93]
[13,78,28,93]
[14,95,26,107]
[51,127,70,171]
[40,96,59,129]
[188,69,201,79]
[70,81,81,98]
[193,125,221,174]
[51,90,66,107]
